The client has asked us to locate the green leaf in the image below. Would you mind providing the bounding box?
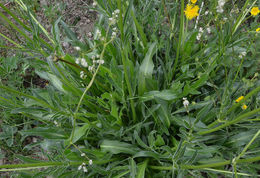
[134,151,160,160]
[100,140,140,155]
[66,124,90,145]
[137,159,148,178]
[138,42,157,95]
[60,20,77,41]
[20,127,68,139]
[142,89,179,102]
[130,158,137,178]
[131,9,147,47]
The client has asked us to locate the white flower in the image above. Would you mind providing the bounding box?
[96,54,100,58]
[241,52,246,56]
[113,27,117,31]
[96,29,101,38]
[54,120,58,126]
[80,71,85,79]
[83,166,88,172]
[114,9,120,14]
[205,10,209,15]
[92,1,97,7]
[76,58,81,64]
[199,27,203,33]
[81,58,88,67]
[183,98,190,108]
[74,46,81,51]
[81,153,86,157]
[112,31,117,37]
[196,33,202,41]
[78,165,82,170]
[89,160,93,165]
[239,54,243,59]
[88,66,94,71]
[97,60,104,64]
[206,27,211,33]
[109,17,116,25]
[216,0,226,13]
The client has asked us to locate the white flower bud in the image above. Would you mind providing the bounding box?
[81,58,88,67]
[114,9,120,14]
[89,160,93,165]
[76,58,81,64]
[241,52,246,56]
[183,98,190,108]
[74,46,81,51]
[83,166,88,172]
[206,27,211,33]
[81,153,86,157]
[112,32,117,37]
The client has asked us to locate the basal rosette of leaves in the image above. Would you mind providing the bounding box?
[0,0,260,177]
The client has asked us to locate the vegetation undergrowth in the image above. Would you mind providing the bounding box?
[0,0,260,177]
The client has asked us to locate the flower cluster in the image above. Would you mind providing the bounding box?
[239,51,246,59]
[184,4,199,20]
[251,7,260,16]
[76,58,88,68]
[112,27,117,38]
[109,9,120,25]
[78,162,88,173]
[196,27,204,41]
[235,96,247,110]
[78,158,93,173]
[96,29,102,39]
[216,0,226,13]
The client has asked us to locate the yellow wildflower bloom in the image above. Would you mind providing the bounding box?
[256,28,260,32]
[191,0,197,4]
[184,4,199,20]
[242,104,247,110]
[251,7,260,16]
[235,96,244,103]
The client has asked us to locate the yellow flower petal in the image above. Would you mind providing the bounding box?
[191,0,197,4]
[256,28,260,32]
[184,4,200,20]
[251,7,260,16]
[242,104,247,110]
[235,96,244,103]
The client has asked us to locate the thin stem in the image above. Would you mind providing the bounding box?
[0,159,117,171]
[149,156,260,170]
[232,129,260,177]
[70,25,112,143]
[199,108,260,135]
[172,0,184,79]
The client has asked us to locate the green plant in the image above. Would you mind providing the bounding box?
[0,0,260,177]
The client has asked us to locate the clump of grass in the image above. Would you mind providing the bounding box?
[0,0,260,177]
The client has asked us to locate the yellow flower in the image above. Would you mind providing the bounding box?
[235,96,244,103]
[242,104,247,110]
[256,28,260,32]
[251,7,260,16]
[191,0,197,4]
[184,4,199,20]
